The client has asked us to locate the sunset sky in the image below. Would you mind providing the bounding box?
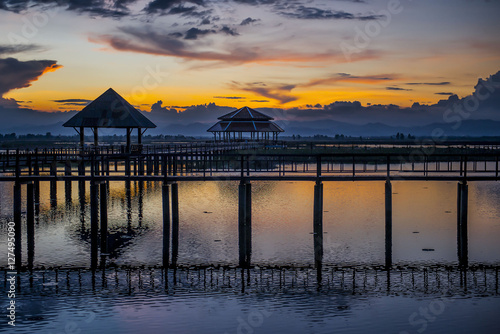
[1,0,500,133]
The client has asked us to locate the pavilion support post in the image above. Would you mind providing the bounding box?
[14,182,22,270]
[162,183,171,268]
[138,128,142,145]
[100,182,108,258]
[80,126,85,151]
[313,180,323,268]
[171,182,179,267]
[126,128,131,153]
[27,182,35,270]
[457,181,469,267]
[90,181,99,269]
[385,180,393,269]
[93,127,98,147]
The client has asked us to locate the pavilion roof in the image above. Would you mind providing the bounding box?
[63,88,156,129]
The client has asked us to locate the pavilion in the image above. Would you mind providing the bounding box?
[207,106,284,141]
[63,88,156,152]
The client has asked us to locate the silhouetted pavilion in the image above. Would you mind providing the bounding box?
[207,106,284,141]
[63,88,156,152]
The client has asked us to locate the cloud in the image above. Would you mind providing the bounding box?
[220,26,239,36]
[0,57,62,96]
[144,0,205,14]
[184,27,215,40]
[0,44,41,56]
[303,72,398,87]
[386,87,412,91]
[0,0,135,17]
[230,81,298,104]
[434,92,454,96]
[406,82,451,86]
[240,17,260,25]
[277,5,381,20]
[251,100,270,102]
[91,26,380,65]
[213,96,246,99]
[53,98,92,106]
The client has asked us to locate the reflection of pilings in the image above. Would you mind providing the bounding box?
[14,182,22,270]
[34,159,40,217]
[238,180,252,267]
[65,161,72,205]
[162,183,170,268]
[313,180,323,267]
[138,181,144,227]
[171,182,180,267]
[79,180,86,233]
[50,161,57,207]
[385,180,392,269]
[27,182,35,270]
[126,180,132,233]
[100,182,108,257]
[457,181,469,267]
[90,181,99,269]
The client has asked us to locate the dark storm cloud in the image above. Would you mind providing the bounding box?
[0,0,135,17]
[0,44,41,56]
[0,57,62,96]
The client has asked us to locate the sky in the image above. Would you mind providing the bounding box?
[0,0,500,135]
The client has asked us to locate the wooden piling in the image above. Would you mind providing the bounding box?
[90,181,99,269]
[100,182,108,255]
[14,182,22,270]
[313,180,323,267]
[245,181,252,265]
[238,181,248,267]
[50,161,57,207]
[385,180,392,268]
[65,161,72,205]
[162,183,171,268]
[458,181,468,267]
[171,182,179,266]
[27,182,35,269]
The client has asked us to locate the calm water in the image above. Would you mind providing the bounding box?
[1,179,500,333]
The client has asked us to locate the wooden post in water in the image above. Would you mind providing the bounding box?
[65,161,72,205]
[90,181,99,269]
[313,180,323,267]
[171,182,180,267]
[457,181,468,267]
[27,182,35,270]
[238,180,248,267]
[162,183,171,268]
[14,182,22,270]
[99,182,108,258]
[50,161,57,207]
[385,180,393,269]
[245,182,252,265]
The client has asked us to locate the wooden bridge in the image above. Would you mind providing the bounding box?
[1,141,500,272]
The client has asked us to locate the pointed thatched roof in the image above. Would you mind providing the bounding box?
[63,88,156,128]
[218,106,273,121]
[208,106,284,133]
